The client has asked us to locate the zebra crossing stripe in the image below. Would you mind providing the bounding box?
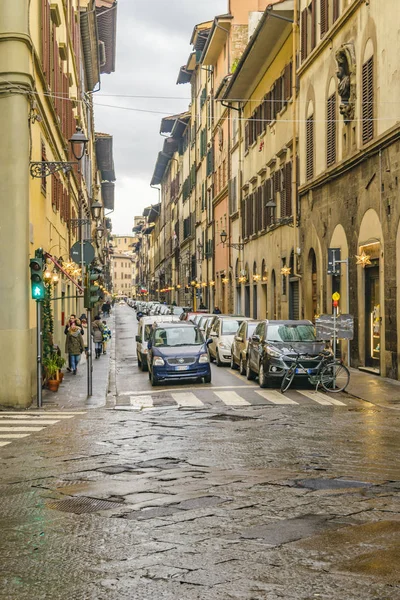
[171,392,204,407]
[256,390,298,405]
[214,391,250,406]
[0,434,30,439]
[0,427,45,432]
[0,414,75,420]
[0,442,11,447]
[0,420,60,425]
[297,390,346,406]
[129,395,154,409]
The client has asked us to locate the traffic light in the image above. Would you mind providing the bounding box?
[84,268,101,309]
[30,249,45,300]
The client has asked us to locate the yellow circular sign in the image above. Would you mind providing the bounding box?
[332,292,340,301]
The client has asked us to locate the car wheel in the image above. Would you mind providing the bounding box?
[204,373,211,384]
[137,353,142,368]
[140,356,148,372]
[230,352,237,370]
[150,370,159,387]
[259,362,269,388]
[239,356,246,376]
[246,358,255,380]
[209,351,215,363]
[216,350,223,367]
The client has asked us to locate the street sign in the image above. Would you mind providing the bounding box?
[332,292,340,302]
[328,248,341,275]
[70,241,95,266]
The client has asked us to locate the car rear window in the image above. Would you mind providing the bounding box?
[221,320,242,335]
[267,324,316,342]
[247,323,257,338]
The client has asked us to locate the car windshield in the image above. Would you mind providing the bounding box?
[221,320,242,335]
[267,324,316,342]
[172,307,183,315]
[153,327,204,347]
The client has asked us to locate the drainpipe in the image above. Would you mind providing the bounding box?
[292,0,300,280]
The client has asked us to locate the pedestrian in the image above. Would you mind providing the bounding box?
[64,314,84,371]
[92,316,104,359]
[65,321,85,375]
[213,306,222,314]
[101,320,111,354]
[81,317,89,356]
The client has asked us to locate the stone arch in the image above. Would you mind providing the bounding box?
[270,269,277,319]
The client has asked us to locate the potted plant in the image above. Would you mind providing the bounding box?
[43,355,60,392]
[54,354,66,381]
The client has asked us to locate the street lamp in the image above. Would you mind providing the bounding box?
[96,225,105,240]
[220,230,227,245]
[69,128,89,161]
[91,200,103,220]
[219,229,245,250]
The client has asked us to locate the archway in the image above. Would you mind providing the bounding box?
[252,261,258,318]
[235,259,241,314]
[261,259,268,318]
[289,251,299,320]
[271,270,277,319]
[244,263,250,317]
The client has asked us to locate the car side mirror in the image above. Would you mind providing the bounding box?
[252,334,260,343]
[206,338,213,346]
[135,335,141,343]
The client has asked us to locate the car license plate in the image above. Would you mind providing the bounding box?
[295,367,307,374]
[176,365,189,371]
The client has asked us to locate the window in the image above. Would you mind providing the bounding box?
[281,161,292,218]
[301,1,316,61]
[327,93,337,166]
[321,0,340,39]
[306,114,314,180]
[229,177,237,215]
[362,56,374,144]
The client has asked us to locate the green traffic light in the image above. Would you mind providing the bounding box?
[31,282,45,300]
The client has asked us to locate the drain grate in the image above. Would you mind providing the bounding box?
[47,496,124,514]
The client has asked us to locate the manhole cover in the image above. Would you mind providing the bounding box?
[47,496,123,514]
[294,478,373,490]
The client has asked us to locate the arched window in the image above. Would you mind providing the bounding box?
[362,40,374,144]
[327,78,337,167]
[306,101,314,180]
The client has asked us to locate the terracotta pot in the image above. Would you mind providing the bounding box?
[47,379,60,392]
[57,370,64,382]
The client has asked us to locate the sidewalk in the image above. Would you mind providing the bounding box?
[347,367,400,409]
[40,313,115,410]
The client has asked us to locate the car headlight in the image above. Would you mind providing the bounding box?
[199,353,209,364]
[218,342,230,350]
[266,346,282,358]
[153,357,165,366]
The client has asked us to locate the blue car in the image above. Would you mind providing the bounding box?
[147,322,212,387]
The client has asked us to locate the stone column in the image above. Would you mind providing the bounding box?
[0,0,34,407]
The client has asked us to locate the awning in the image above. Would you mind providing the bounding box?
[201,15,232,66]
[95,133,116,181]
[147,204,160,223]
[80,8,100,91]
[177,66,193,85]
[101,181,115,210]
[96,0,117,74]
[223,1,294,101]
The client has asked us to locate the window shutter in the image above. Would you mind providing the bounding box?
[241,199,246,238]
[266,91,272,122]
[41,0,51,86]
[285,161,292,217]
[362,56,374,144]
[320,0,329,38]
[333,0,340,23]
[327,93,336,166]
[301,9,308,61]
[311,0,317,51]
[306,115,314,180]
[245,121,249,151]
[284,63,292,102]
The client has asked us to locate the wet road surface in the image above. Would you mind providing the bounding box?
[0,305,399,599]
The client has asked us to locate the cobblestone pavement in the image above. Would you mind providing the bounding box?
[0,306,399,600]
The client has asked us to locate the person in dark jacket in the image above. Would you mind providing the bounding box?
[64,315,84,370]
[65,323,85,374]
[213,306,222,314]
[92,316,104,359]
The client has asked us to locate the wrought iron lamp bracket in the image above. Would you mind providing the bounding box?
[29,161,77,178]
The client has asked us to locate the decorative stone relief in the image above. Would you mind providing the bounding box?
[335,43,357,123]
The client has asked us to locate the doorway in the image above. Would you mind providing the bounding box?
[365,263,380,371]
[244,286,250,317]
[252,285,258,318]
[289,279,299,320]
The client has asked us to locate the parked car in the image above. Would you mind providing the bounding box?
[230,320,260,374]
[246,320,326,387]
[180,311,209,323]
[208,316,250,366]
[147,322,212,386]
[136,315,181,371]
[197,314,214,333]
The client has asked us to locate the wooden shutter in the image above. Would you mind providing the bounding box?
[284,63,292,102]
[241,199,246,238]
[301,9,308,61]
[280,167,286,218]
[327,93,337,166]
[266,91,272,122]
[320,0,329,38]
[362,56,374,144]
[51,174,57,208]
[306,115,314,180]
[41,0,51,86]
[285,161,292,217]
[311,0,317,51]
[245,121,249,151]
[333,0,340,23]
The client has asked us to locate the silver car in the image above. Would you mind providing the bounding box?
[208,316,250,366]
[136,315,180,371]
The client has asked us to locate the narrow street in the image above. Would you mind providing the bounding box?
[0,305,399,600]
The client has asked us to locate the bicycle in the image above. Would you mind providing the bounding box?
[280,350,350,394]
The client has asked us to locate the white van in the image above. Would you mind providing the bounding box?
[136,315,181,371]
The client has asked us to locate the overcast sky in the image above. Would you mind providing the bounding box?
[94,0,227,235]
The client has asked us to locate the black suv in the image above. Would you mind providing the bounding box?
[246,320,325,388]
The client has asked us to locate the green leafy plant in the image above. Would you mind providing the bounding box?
[43,355,59,380]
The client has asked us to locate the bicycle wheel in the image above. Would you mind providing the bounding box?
[281,367,295,393]
[320,362,350,392]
